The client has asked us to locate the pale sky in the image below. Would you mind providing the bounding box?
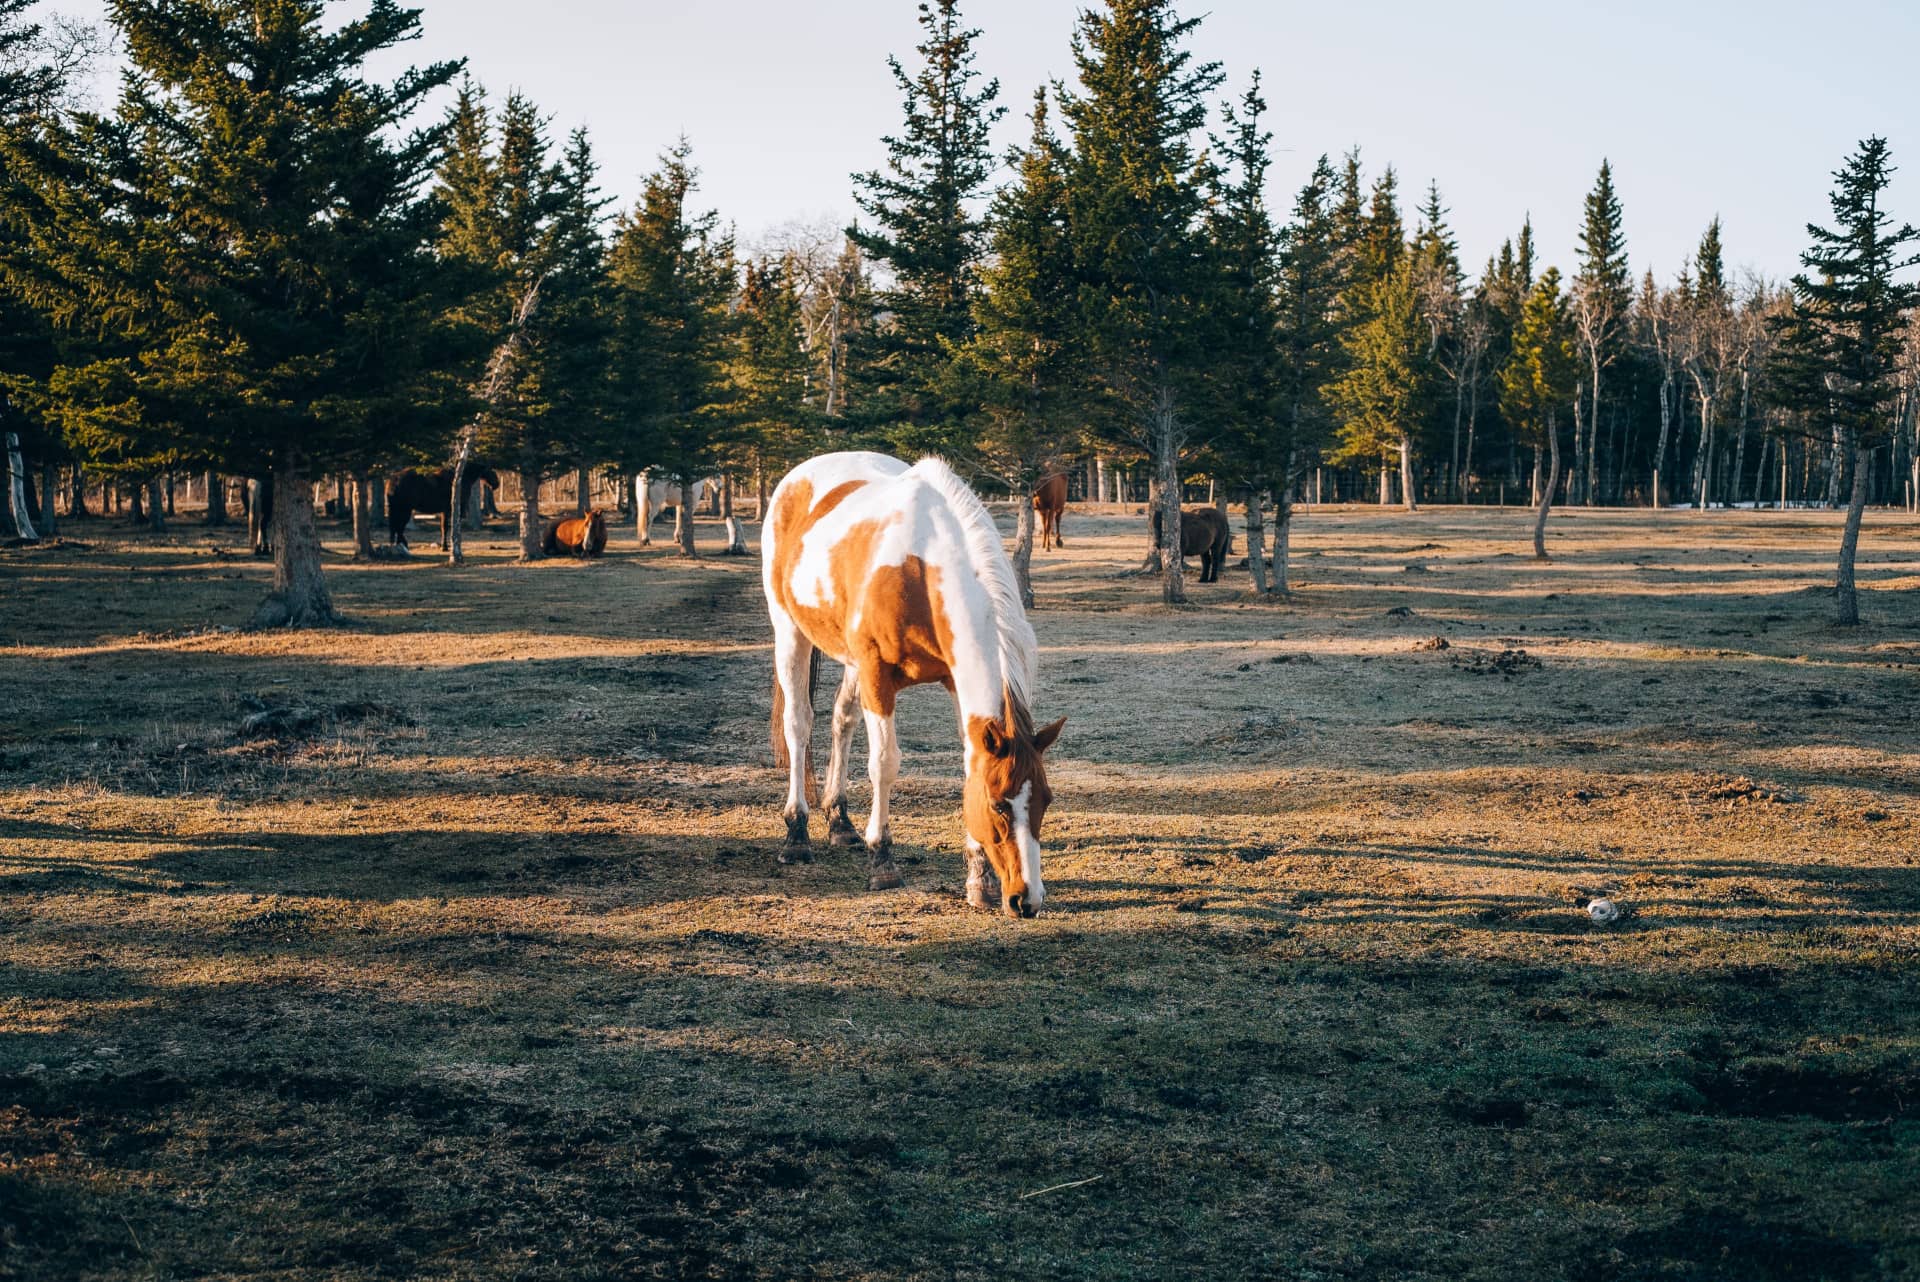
[53,0,1920,285]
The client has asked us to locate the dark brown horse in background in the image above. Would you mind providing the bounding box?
[1152,506,1234,583]
[542,509,607,558]
[387,464,499,550]
[1033,473,1068,550]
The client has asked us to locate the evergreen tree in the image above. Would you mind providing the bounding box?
[1269,155,1348,591]
[1500,266,1576,557]
[1327,268,1426,509]
[1201,74,1288,593]
[1059,0,1223,604]
[1571,160,1631,503]
[950,88,1078,607]
[848,0,1002,444]
[606,139,737,556]
[1411,181,1465,497]
[2,0,465,624]
[435,87,611,563]
[1355,167,1405,291]
[731,253,815,489]
[1768,137,1920,624]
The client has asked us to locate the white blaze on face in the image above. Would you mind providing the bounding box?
[1007,779,1044,910]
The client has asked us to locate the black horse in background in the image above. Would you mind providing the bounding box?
[1152,505,1235,583]
[387,464,500,550]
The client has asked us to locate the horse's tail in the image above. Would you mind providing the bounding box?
[770,648,821,804]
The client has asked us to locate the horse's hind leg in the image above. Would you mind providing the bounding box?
[860,707,904,890]
[771,619,816,861]
[819,665,865,848]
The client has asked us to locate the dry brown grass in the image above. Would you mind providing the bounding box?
[2,502,1918,1280]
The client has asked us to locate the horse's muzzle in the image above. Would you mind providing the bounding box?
[1004,891,1036,919]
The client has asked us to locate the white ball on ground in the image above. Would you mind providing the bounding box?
[1587,897,1619,925]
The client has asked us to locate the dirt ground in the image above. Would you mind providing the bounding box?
[2,499,1918,1281]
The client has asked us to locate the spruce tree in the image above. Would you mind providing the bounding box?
[1269,155,1348,591]
[3,0,464,624]
[606,140,737,557]
[731,254,815,491]
[1201,74,1287,592]
[1768,137,1920,624]
[1327,269,1426,509]
[1500,267,1576,557]
[435,88,611,563]
[950,88,1078,607]
[1571,159,1631,503]
[848,0,1002,444]
[1059,0,1223,604]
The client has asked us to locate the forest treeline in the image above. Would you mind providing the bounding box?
[1,0,1916,623]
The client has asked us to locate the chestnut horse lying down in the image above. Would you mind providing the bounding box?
[543,509,608,557]
[1152,505,1234,583]
[763,451,1065,917]
[1033,472,1068,550]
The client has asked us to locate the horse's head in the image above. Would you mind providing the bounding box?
[963,691,1066,919]
[584,509,607,548]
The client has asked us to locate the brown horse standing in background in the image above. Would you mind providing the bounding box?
[1034,473,1068,550]
[387,464,500,550]
[1152,506,1234,583]
[543,509,607,558]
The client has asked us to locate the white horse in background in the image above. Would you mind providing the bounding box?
[634,470,721,546]
[762,451,1065,917]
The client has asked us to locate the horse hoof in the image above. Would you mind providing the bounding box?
[966,884,990,909]
[778,845,813,865]
[828,821,865,849]
[868,863,904,891]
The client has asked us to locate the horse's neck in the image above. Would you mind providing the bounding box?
[939,586,1017,727]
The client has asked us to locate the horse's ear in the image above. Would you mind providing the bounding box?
[1033,716,1066,753]
[981,720,1010,757]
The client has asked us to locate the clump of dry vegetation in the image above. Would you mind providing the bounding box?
[2,504,1917,1280]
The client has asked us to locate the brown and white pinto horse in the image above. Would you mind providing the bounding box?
[1033,472,1068,551]
[542,509,607,557]
[764,452,1065,917]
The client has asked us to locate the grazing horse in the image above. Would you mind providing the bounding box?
[542,508,608,558]
[387,464,500,550]
[1033,472,1068,551]
[1152,506,1234,583]
[764,452,1066,917]
[634,471,721,545]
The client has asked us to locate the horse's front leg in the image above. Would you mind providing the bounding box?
[819,665,864,848]
[860,707,903,890]
[965,838,1002,909]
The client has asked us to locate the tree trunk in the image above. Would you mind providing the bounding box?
[3,432,37,542]
[1156,442,1185,606]
[204,471,227,526]
[448,432,474,565]
[146,477,166,533]
[165,474,176,517]
[1571,378,1588,505]
[575,465,591,514]
[720,473,748,555]
[1244,479,1268,595]
[1587,359,1604,505]
[1533,411,1559,561]
[68,465,87,518]
[251,459,336,628]
[756,462,770,520]
[1378,465,1390,506]
[675,479,697,556]
[1833,440,1872,626]
[36,459,56,537]
[517,467,543,561]
[1273,481,1293,596]
[1011,478,1036,609]
[1398,435,1418,512]
[1094,456,1109,507]
[1138,471,1161,571]
[351,472,375,560]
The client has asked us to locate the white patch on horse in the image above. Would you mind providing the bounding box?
[1008,779,1044,911]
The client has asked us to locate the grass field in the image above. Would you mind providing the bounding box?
[3,501,1918,1281]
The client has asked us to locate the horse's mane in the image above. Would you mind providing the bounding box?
[905,456,1038,716]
